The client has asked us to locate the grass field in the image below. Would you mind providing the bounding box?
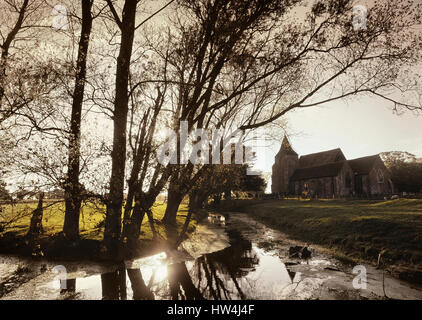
[230,199,422,266]
[0,201,197,242]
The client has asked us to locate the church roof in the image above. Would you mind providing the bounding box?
[298,148,345,168]
[290,161,346,181]
[277,136,297,156]
[348,155,380,175]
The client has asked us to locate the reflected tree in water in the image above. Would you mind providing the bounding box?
[193,231,259,299]
[101,264,127,300]
[127,268,154,300]
[100,266,155,300]
[166,230,259,300]
[168,262,203,300]
[60,279,76,296]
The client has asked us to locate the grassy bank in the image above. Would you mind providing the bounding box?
[0,201,198,260]
[224,199,422,267]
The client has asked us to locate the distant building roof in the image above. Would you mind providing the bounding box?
[290,161,347,181]
[348,155,380,175]
[298,148,345,168]
[276,136,298,157]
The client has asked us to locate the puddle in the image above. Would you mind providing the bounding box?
[0,212,421,300]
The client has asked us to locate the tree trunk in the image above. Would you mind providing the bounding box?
[101,271,119,300]
[0,0,29,108]
[117,263,127,300]
[124,193,161,244]
[122,197,146,244]
[121,188,135,239]
[100,265,126,300]
[168,264,180,300]
[104,0,138,251]
[189,191,207,211]
[178,262,203,300]
[224,188,232,200]
[188,192,199,211]
[162,189,183,226]
[213,194,221,205]
[27,193,44,237]
[168,262,203,300]
[174,209,193,248]
[127,268,154,300]
[63,0,93,240]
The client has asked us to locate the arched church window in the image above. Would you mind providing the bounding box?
[377,169,384,183]
[345,173,351,188]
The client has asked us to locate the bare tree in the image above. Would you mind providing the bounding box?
[0,0,57,125]
[102,0,140,252]
[63,0,94,240]
[0,0,30,118]
[151,0,422,226]
[103,0,177,251]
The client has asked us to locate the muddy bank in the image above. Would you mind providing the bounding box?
[218,199,422,284]
[0,210,206,262]
[0,232,166,262]
[223,212,422,300]
[0,204,204,262]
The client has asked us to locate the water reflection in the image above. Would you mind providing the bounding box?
[207,213,226,226]
[53,230,295,300]
[168,262,203,300]
[188,230,259,300]
[127,269,154,300]
[60,279,76,294]
[100,265,127,300]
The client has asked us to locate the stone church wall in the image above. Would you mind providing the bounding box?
[292,163,354,198]
[368,158,394,195]
[335,163,354,197]
[272,155,298,193]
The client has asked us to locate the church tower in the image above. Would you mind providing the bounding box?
[271,136,298,194]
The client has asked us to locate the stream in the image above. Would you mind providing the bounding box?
[0,212,421,300]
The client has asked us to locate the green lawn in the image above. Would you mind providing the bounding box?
[231,199,422,266]
[0,201,196,242]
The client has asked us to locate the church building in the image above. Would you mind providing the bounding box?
[271,137,394,198]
